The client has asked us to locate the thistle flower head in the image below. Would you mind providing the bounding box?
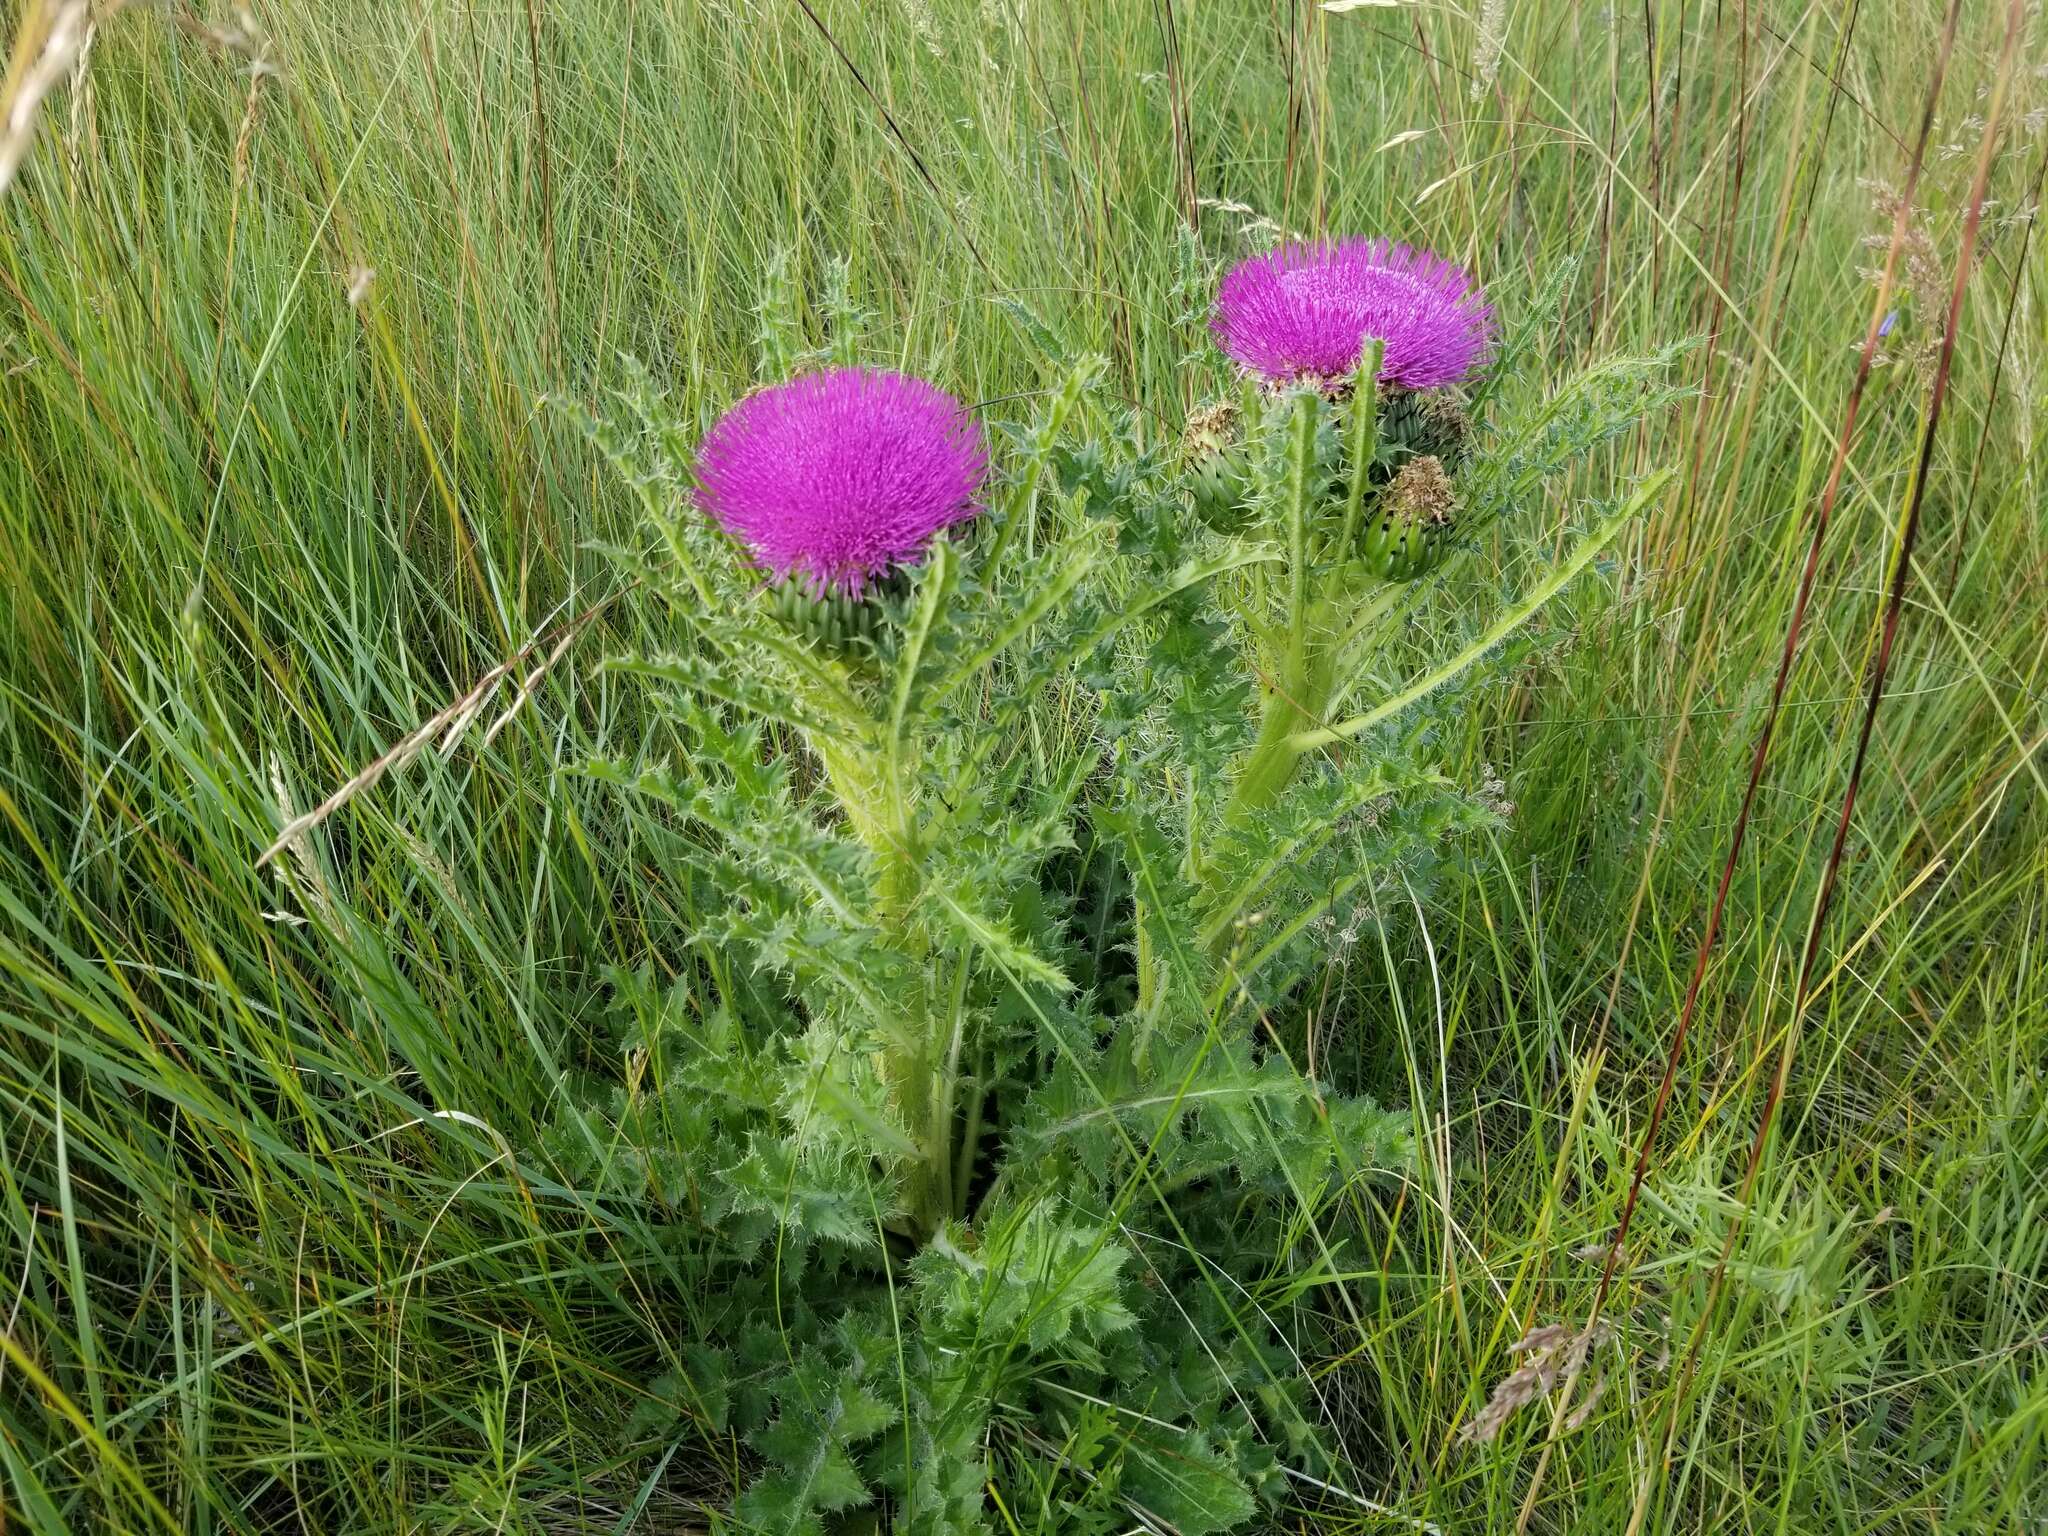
[695,367,987,596]
[1213,239,1495,390]
[1388,453,1457,528]
[1180,398,1241,462]
[1377,386,1474,473]
[1181,399,1253,534]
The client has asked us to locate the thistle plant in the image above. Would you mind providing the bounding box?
[1163,243,1678,968]
[566,252,1681,1533]
[1189,242,1495,851]
[691,364,990,920]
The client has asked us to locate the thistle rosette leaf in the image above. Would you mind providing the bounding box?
[735,1314,903,1536]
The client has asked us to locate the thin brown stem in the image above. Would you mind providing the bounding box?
[1664,0,2025,1439]
[1544,14,1965,1524]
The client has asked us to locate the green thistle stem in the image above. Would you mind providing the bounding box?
[1225,631,1338,835]
[1282,388,1317,677]
[813,733,921,925]
[812,728,952,1234]
[1334,339,1384,561]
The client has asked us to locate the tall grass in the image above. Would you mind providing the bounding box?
[1,0,2042,1530]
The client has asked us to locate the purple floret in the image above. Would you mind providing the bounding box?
[695,367,988,596]
[1213,238,1495,390]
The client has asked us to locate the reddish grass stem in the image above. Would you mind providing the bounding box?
[1587,0,1965,1336]
[1665,0,2028,1424]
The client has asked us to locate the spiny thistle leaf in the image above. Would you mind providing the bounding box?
[1119,1429,1259,1536]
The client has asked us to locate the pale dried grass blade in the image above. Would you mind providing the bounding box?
[1416,165,1472,206]
[0,0,90,198]
[481,626,581,749]
[266,755,335,923]
[256,590,621,869]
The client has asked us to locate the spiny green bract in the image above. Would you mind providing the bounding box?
[557,260,1680,1532]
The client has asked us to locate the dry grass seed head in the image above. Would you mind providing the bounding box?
[1459,1317,1617,1445]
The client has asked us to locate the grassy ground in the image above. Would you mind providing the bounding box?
[1,0,2044,1530]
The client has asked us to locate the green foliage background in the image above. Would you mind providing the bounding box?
[0,0,2042,1530]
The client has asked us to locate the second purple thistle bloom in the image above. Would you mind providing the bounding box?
[695,366,988,598]
[1213,238,1496,390]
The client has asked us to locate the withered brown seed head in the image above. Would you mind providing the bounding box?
[1181,398,1241,461]
[1422,390,1472,443]
[1389,453,1457,527]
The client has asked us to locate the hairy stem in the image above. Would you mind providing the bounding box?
[1334,340,1385,561]
[1282,388,1317,677]
[812,727,955,1235]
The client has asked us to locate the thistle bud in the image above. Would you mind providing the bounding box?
[769,574,893,656]
[1181,399,1253,533]
[1376,387,1472,474]
[1357,453,1458,582]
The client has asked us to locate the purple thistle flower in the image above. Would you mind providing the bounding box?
[1212,238,1495,390]
[695,367,988,596]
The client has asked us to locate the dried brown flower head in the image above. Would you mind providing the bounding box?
[1181,398,1241,461]
[1388,453,1457,529]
